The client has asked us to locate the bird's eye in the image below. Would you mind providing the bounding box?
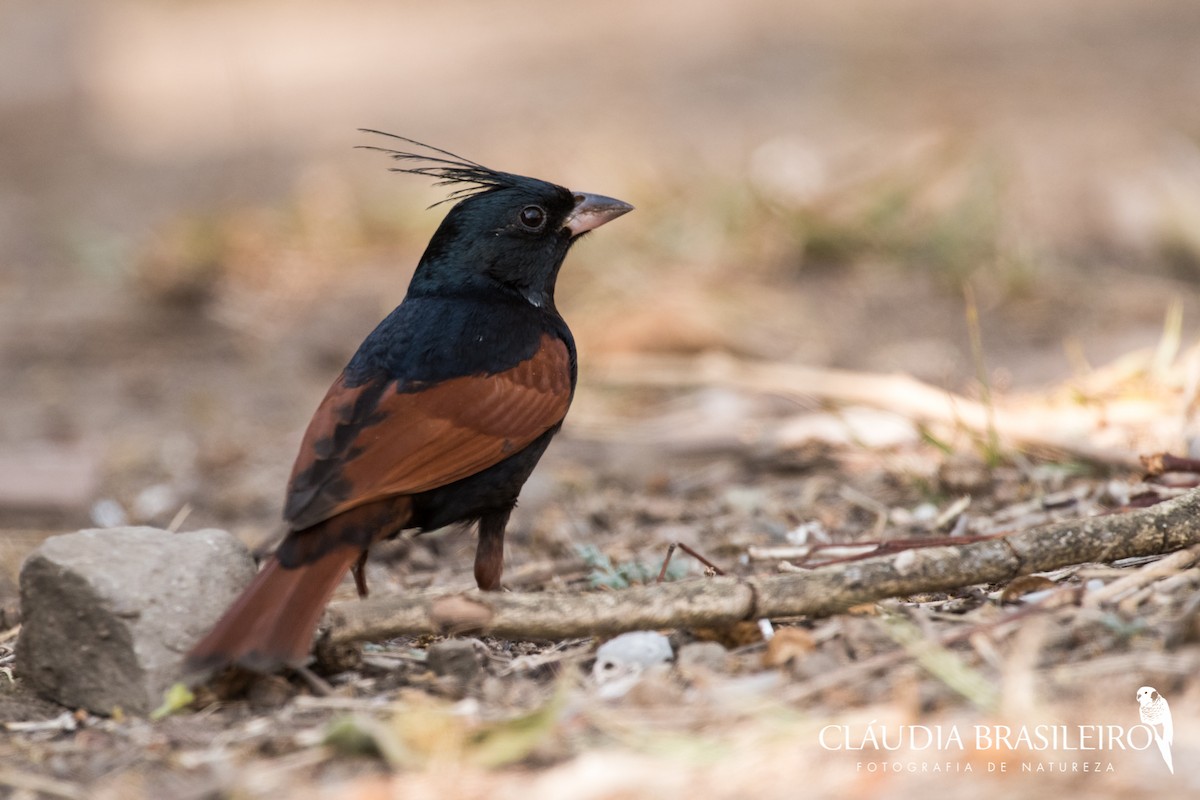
[518,205,547,231]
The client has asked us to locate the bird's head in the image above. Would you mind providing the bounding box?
[1137,686,1159,706]
[360,131,632,309]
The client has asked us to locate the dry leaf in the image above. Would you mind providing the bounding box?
[691,621,764,648]
[998,575,1056,604]
[763,627,815,668]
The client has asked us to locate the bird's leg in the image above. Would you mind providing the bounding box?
[351,550,370,598]
[474,508,511,591]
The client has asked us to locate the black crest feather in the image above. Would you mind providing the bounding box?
[357,129,532,206]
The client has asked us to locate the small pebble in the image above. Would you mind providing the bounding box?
[592,631,673,699]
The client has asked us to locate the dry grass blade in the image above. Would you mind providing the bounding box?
[0,769,85,800]
[1082,543,1200,607]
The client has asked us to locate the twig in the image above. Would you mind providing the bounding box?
[794,531,1010,568]
[1142,452,1200,476]
[655,543,678,584]
[656,542,726,583]
[321,488,1200,646]
[293,695,393,712]
[167,503,193,533]
[3,712,78,733]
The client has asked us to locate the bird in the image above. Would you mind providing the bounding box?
[1136,685,1174,774]
[184,132,632,674]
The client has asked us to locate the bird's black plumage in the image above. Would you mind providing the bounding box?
[185,133,632,673]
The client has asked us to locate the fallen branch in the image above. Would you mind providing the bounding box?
[321,488,1200,648]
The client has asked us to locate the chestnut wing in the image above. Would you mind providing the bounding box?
[285,334,572,531]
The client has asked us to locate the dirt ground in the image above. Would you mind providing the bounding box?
[3,1,1200,797]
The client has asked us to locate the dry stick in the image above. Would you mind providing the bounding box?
[656,541,727,583]
[655,543,679,584]
[321,487,1200,648]
[794,531,1009,568]
[1142,452,1200,476]
[1081,543,1200,607]
[586,353,1143,469]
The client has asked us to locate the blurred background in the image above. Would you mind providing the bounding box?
[3,0,1200,564]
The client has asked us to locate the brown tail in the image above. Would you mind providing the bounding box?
[186,497,413,677]
[184,545,360,676]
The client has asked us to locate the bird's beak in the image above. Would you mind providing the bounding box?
[563,192,633,236]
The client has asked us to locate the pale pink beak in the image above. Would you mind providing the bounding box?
[563,192,633,236]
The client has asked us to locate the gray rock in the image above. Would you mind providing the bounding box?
[17,527,256,715]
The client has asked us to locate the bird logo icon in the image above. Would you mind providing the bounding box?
[1137,686,1174,774]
